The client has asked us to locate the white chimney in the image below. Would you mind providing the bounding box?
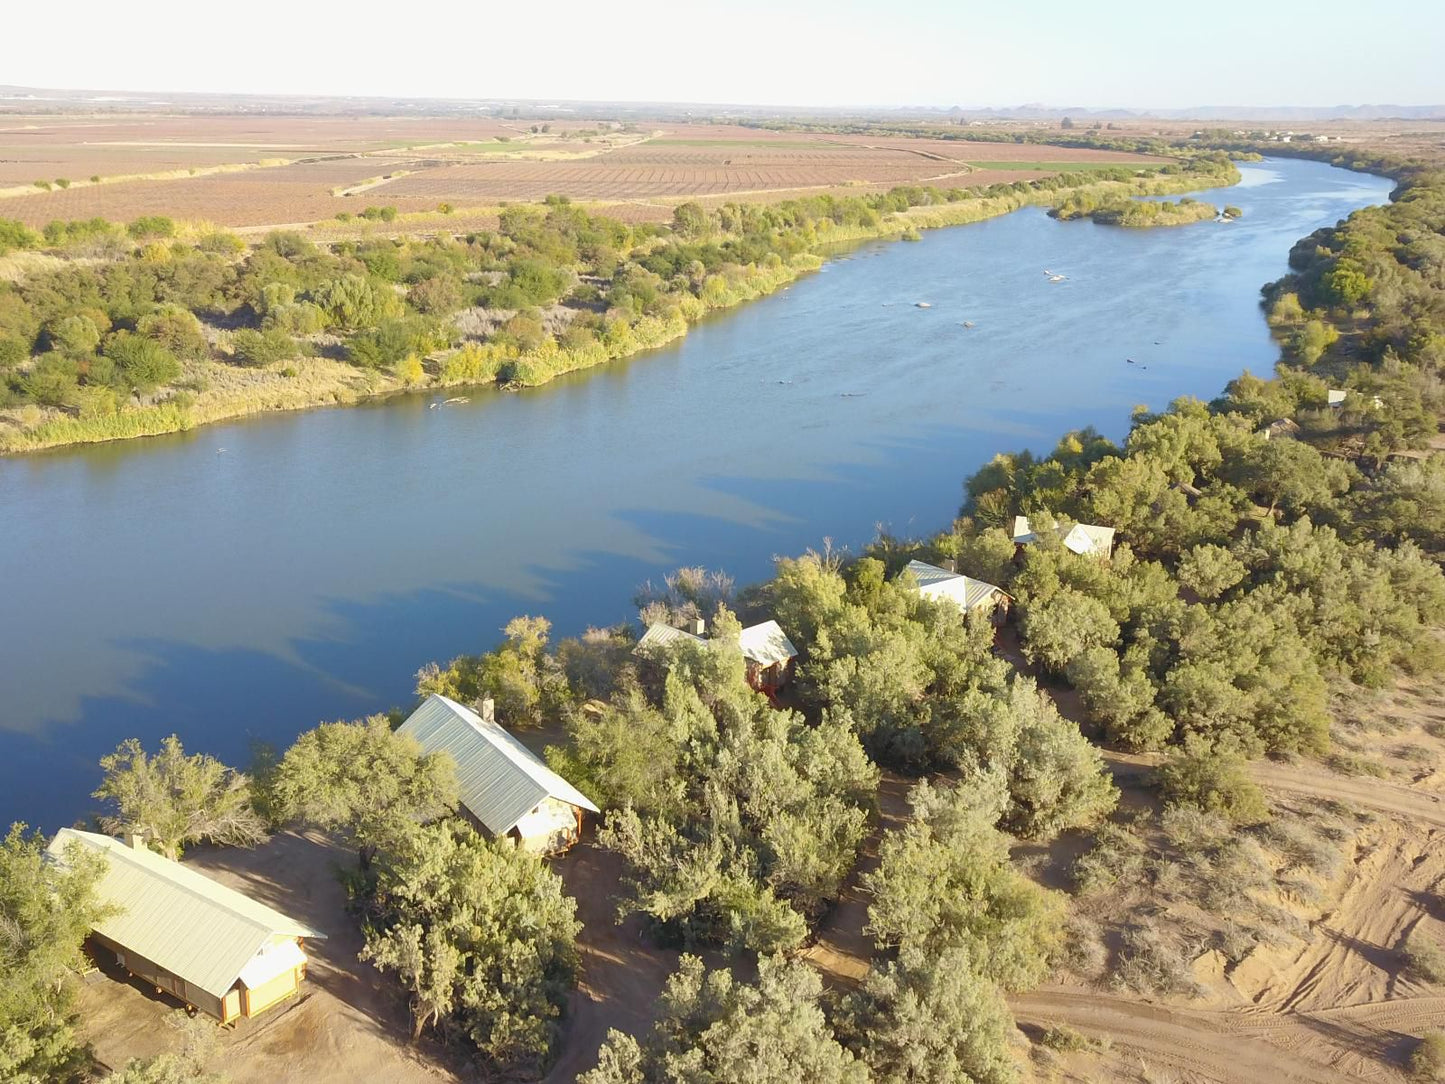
[126,832,146,850]
[479,697,496,723]
[941,558,957,573]
[690,617,706,637]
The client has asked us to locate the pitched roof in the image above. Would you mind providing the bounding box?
[1012,515,1115,557]
[637,620,798,666]
[902,559,1006,610]
[737,620,799,667]
[45,829,321,1000]
[397,694,598,836]
[635,623,706,653]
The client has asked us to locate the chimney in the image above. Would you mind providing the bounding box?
[940,558,957,573]
[479,697,496,723]
[689,617,706,637]
[126,832,146,851]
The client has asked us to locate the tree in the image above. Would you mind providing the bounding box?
[94,736,267,859]
[102,332,181,393]
[864,776,1064,991]
[1019,588,1119,675]
[836,946,1016,1084]
[136,306,208,361]
[1,824,112,1084]
[1000,678,1118,839]
[269,715,456,865]
[1157,737,1269,826]
[416,616,569,727]
[360,821,579,1074]
[580,955,867,1084]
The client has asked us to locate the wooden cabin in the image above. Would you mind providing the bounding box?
[737,620,799,693]
[635,617,800,693]
[398,694,599,854]
[45,829,321,1023]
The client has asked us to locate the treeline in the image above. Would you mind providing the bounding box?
[1051,194,1219,227]
[0,148,1233,453]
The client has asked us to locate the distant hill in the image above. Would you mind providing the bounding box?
[0,85,1440,123]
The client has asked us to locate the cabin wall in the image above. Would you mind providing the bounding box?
[241,968,301,1017]
[514,797,582,853]
[95,933,226,1020]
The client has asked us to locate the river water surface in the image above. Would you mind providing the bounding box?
[0,158,1392,827]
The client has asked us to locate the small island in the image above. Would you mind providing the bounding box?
[1050,194,1223,227]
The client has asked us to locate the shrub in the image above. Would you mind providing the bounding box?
[1405,931,1445,984]
[1413,1031,1445,1081]
[230,328,297,367]
[1158,739,1269,826]
[102,333,180,392]
[0,217,41,255]
[127,215,176,240]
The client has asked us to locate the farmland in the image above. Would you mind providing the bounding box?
[0,116,1170,230]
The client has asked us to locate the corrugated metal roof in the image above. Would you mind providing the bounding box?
[737,620,798,667]
[635,623,706,653]
[397,695,599,836]
[637,619,797,667]
[45,829,321,1000]
[903,559,1005,611]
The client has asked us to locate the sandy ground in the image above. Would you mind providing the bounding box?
[77,831,458,1083]
[72,676,1445,1083]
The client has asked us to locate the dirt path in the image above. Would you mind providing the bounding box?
[541,840,679,1083]
[1014,988,1364,1083]
[800,772,913,985]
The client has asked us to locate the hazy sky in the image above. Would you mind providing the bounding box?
[7,0,1443,108]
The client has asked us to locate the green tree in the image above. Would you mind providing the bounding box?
[102,332,181,392]
[136,306,209,361]
[1157,737,1269,826]
[94,736,267,859]
[864,776,1064,990]
[1,824,112,1084]
[360,821,579,1073]
[269,715,456,864]
[837,946,1016,1084]
[581,955,867,1084]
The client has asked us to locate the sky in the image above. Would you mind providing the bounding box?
[6,0,1444,109]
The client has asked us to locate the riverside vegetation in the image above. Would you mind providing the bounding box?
[6,137,1445,1083]
[0,152,1238,454]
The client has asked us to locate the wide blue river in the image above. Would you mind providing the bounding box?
[0,158,1391,827]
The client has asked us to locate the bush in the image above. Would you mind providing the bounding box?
[1413,1031,1445,1081]
[231,327,296,367]
[0,217,40,255]
[102,333,180,392]
[1158,739,1269,826]
[1405,931,1445,984]
[127,215,176,240]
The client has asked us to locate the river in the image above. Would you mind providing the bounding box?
[0,158,1392,828]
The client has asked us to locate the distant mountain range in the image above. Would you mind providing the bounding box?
[0,85,1439,123]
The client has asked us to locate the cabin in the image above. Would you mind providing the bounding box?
[635,617,800,693]
[1011,515,1116,559]
[397,694,599,854]
[45,829,322,1023]
[1261,417,1301,441]
[737,619,800,693]
[901,559,1009,619]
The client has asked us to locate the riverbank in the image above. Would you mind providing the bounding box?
[0,161,1240,456]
